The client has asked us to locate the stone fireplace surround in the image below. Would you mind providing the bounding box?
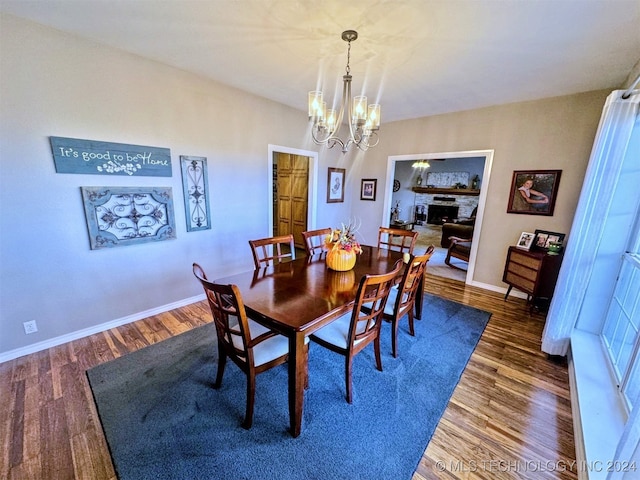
[414,193,478,224]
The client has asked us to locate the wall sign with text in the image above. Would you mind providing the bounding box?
[50,136,172,177]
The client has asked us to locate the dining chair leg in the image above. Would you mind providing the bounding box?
[391,325,399,358]
[214,349,227,388]
[304,342,310,390]
[407,311,416,336]
[345,356,353,404]
[374,336,383,371]
[242,374,256,429]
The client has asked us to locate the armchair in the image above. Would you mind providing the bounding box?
[445,237,472,270]
[440,207,477,248]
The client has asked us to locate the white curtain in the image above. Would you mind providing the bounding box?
[541,90,639,356]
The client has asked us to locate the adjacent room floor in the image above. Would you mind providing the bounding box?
[414,224,467,282]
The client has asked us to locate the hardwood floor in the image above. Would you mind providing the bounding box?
[0,275,576,479]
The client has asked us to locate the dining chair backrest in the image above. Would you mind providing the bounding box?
[377,227,419,254]
[248,234,295,269]
[193,264,251,361]
[351,261,404,343]
[309,260,403,403]
[301,227,332,256]
[384,246,435,357]
[192,262,291,429]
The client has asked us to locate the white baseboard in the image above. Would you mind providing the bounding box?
[467,279,529,300]
[0,293,207,364]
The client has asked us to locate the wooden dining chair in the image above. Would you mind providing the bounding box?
[310,261,403,403]
[248,234,295,269]
[382,247,435,358]
[193,263,292,429]
[301,227,332,256]
[377,227,419,254]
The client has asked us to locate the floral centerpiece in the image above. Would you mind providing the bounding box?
[324,221,362,271]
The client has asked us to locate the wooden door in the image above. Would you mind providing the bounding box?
[275,153,308,249]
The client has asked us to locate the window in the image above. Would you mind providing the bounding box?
[602,205,640,412]
[602,253,640,411]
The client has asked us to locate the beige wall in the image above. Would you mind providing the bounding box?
[351,90,609,288]
[0,14,322,356]
[0,12,610,358]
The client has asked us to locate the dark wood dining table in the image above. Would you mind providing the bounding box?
[214,245,420,437]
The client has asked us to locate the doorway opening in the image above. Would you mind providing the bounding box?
[385,150,494,284]
[268,145,319,255]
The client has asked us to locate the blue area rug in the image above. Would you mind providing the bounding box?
[87,294,490,480]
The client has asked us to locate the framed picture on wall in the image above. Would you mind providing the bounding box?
[507,170,562,216]
[81,186,176,249]
[327,167,345,203]
[180,155,211,232]
[360,179,377,201]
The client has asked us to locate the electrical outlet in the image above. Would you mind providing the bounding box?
[23,320,38,334]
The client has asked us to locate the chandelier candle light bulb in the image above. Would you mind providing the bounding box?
[352,96,368,125]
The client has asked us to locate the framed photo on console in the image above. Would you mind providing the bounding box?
[516,231,536,250]
[533,229,565,252]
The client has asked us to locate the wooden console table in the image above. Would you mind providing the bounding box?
[503,246,563,310]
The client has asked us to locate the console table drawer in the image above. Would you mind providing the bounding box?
[509,250,543,270]
[505,272,535,293]
[507,262,538,282]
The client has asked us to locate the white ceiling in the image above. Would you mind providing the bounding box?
[1,0,639,123]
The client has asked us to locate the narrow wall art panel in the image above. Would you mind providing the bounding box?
[51,137,172,176]
[81,187,176,249]
[180,156,211,231]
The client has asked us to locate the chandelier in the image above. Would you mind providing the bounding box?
[412,160,430,169]
[308,30,381,154]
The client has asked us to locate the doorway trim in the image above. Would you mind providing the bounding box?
[268,144,319,237]
[384,149,494,284]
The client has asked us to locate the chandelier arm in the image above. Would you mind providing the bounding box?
[366,132,380,148]
[334,75,350,139]
[310,126,327,144]
[311,126,346,151]
[344,74,358,148]
[353,137,369,152]
[311,124,345,150]
[353,132,379,152]
[329,137,345,150]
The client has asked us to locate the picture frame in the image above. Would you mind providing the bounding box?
[507,170,562,216]
[360,178,377,201]
[180,155,211,232]
[533,229,566,251]
[327,167,345,203]
[81,186,176,249]
[516,231,536,250]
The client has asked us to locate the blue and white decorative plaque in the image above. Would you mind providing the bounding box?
[81,186,176,249]
[50,137,172,177]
